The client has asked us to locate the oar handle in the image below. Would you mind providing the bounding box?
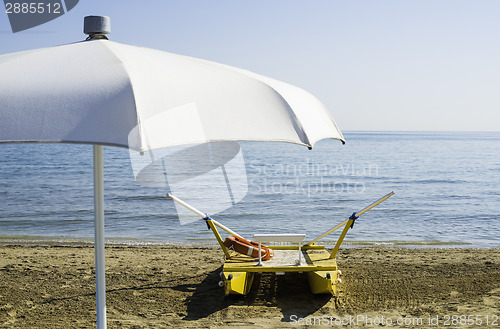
[353,191,395,218]
[303,192,395,246]
[167,193,208,219]
[167,193,244,239]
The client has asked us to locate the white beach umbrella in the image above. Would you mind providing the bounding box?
[0,16,344,328]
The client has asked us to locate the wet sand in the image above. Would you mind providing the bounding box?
[0,245,499,328]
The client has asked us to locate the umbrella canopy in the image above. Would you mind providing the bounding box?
[0,39,344,151]
[0,17,344,329]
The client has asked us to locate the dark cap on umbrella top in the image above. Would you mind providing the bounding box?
[84,16,111,39]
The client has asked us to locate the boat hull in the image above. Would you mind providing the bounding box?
[307,270,337,294]
[222,271,255,296]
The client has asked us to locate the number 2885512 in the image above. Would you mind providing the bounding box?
[5,2,62,14]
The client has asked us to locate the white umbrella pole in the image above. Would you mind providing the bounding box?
[93,145,107,329]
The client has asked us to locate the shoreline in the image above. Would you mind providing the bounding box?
[0,235,496,249]
[1,245,499,328]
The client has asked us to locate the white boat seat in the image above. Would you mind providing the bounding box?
[253,234,306,266]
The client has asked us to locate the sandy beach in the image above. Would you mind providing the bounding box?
[0,245,499,328]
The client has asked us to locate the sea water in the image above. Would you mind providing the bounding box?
[0,132,499,247]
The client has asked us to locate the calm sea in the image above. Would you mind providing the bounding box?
[1,132,499,248]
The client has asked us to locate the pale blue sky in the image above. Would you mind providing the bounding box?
[1,1,499,131]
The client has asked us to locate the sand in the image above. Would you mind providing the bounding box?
[0,245,499,328]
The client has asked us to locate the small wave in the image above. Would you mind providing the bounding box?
[408,178,468,184]
[315,240,471,247]
[111,195,168,202]
[0,235,218,248]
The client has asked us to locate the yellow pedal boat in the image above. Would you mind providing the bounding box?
[168,192,394,296]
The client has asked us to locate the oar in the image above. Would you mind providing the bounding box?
[166,193,244,239]
[329,191,394,258]
[304,219,349,246]
[305,191,395,246]
[351,191,395,218]
[167,193,247,259]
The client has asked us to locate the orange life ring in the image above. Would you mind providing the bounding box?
[223,235,274,261]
